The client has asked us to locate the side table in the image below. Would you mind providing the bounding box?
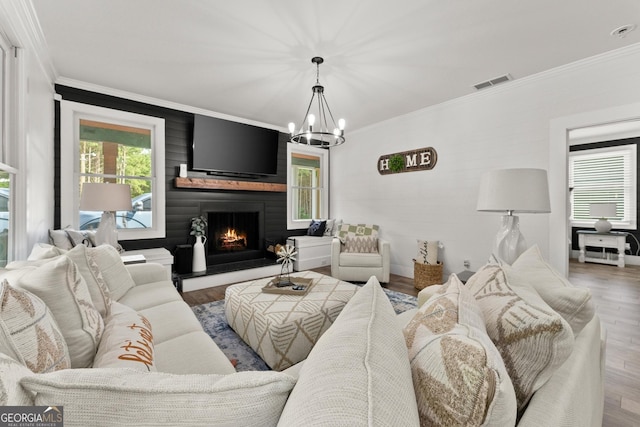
[577,230,627,268]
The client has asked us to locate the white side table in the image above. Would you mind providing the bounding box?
[577,231,627,268]
[122,248,173,279]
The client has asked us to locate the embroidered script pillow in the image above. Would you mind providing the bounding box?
[93,302,155,372]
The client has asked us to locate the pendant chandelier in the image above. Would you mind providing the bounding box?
[288,57,346,148]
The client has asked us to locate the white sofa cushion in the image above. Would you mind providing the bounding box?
[153,331,236,375]
[21,368,295,427]
[118,281,183,311]
[138,301,204,344]
[93,302,156,372]
[277,276,419,426]
[0,353,36,405]
[465,264,574,414]
[403,274,517,426]
[338,252,383,267]
[16,257,103,369]
[0,280,70,373]
[512,245,595,334]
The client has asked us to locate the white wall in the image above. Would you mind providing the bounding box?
[0,2,56,259]
[330,44,640,278]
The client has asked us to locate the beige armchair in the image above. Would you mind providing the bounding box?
[331,237,390,283]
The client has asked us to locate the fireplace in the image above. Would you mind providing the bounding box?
[200,202,266,266]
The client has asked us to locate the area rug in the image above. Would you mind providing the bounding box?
[191,287,417,372]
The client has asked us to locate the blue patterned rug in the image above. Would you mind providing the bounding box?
[191,287,417,372]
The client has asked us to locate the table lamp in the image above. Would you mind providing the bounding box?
[589,203,617,233]
[79,182,132,249]
[477,168,551,264]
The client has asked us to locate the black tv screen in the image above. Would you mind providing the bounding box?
[192,114,279,176]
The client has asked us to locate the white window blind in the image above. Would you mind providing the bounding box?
[569,144,637,229]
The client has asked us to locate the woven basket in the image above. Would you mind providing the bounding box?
[413,261,444,290]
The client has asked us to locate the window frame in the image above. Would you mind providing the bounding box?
[60,100,166,240]
[287,144,329,230]
[569,144,637,230]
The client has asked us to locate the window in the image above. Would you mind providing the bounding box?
[0,33,18,267]
[60,101,165,240]
[287,144,328,229]
[569,144,637,229]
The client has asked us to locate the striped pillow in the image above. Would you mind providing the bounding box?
[342,235,378,253]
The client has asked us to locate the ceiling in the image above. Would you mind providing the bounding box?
[31,0,640,133]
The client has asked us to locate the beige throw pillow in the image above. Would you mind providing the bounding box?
[0,280,70,373]
[278,276,419,426]
[65,244,114,317]
[403,274,517,426]
[512,245,595,334]
[93,302,156,372]
[21,369,295,427]
[17,257,104,368]
[85,245,136,302]
[465,264,574,414]
[416,239,439,265]
[0,353,36,405]
[341,235,378,253]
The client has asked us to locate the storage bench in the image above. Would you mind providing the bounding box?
[286,235,334,271]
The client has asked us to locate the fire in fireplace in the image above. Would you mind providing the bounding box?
[208,211,259,254]
[218,228,247,250]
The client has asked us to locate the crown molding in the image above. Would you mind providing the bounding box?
[55,76,286,133]
[0,0,57,83]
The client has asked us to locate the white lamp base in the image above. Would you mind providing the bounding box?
[594,218,612,233]
[95,211,121,251]
[493,215,527,265]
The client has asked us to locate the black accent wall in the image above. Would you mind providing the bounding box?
[54,85,301,256]
[570,136,640,255]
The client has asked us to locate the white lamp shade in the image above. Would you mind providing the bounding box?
[79,183,132,212]
[477,168,551,213]
[589,203,616,219]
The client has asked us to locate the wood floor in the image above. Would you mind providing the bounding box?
[181,262,640,426]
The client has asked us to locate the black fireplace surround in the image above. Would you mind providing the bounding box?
[199,202,266,266]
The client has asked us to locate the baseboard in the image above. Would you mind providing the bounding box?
[182,264,282,292]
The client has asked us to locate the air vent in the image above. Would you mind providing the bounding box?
[473,74,512,90]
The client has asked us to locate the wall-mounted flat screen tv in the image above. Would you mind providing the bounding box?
[192,114,279,176]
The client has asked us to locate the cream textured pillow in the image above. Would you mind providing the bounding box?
[0,353,36,405]
[278,276,419,426]
[341,235,378,253]
[65,244,114,317]
[465,264,574,414]
[17,257,104,368]
[403,274,517,426]
[27,243,68,261]
[512,245,595,334]
[0,280,70,373]
[21,369,296,427]
[416,239,439,265]
[93,302,155,372]
[85,245,136,301]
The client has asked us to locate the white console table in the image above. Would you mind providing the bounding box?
[577,230,627,268]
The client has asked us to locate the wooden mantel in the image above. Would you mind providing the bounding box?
[175,177,287,192]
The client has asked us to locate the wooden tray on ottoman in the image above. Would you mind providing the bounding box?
[262,277,315,295]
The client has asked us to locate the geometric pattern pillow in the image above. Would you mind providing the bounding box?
[0,353,36,405]
[416,240,439,265]
[341,235,378,253]
[17,257,104,369]
[65,244,114,318]
[0,280,70,373]
[465,264,574,415]
[336,223,379,243]
[512,245,595,334]
[93,302,155,372]
[403,274,517,426]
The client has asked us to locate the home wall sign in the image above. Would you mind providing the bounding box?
[377,147,438,175]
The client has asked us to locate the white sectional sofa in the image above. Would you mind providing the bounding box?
[0,242,604,426]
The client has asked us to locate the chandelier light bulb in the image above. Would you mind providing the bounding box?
[338,118,346,130]
[333,128,340,136]
[288,122,295,134]
[307,114,315,127]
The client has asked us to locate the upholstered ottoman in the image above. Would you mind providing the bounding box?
[224,270,359,371]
